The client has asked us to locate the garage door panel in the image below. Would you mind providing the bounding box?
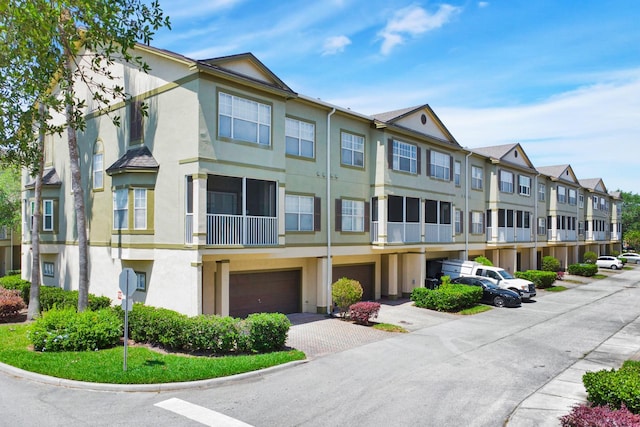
[230,270,300,318]
[332,264,375,301]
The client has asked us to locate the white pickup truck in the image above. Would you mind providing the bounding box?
[440,259,536,300]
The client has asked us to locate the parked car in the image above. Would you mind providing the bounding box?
[618,253,640,265]
[596,256,624,270]
[452,276,522,307]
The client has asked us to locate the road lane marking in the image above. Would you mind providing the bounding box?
[155,398,253,427]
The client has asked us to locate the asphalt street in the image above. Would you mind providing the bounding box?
[1,267,640,426]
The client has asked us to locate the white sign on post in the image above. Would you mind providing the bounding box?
[119,268,136,371]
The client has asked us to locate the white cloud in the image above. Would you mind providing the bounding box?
[322,35,352,55]
[478,2,489,8]
[163,0,244,19]
[378,4,462,55]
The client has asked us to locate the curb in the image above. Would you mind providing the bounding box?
[0,358,308,392]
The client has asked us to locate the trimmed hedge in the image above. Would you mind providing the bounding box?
[583,360,640,414]
[541,256,561,272]
[122,304,291,354]
[568,263,598,277]
[515,270,557,289]
[411,283,482,312]
[29,308,122,352]
[331,277,363,317]
[0,275,111,312]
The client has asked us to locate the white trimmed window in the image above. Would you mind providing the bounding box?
[218,92,271,145]
[593,196,598,210]
[285,194,314,231]
[285,118,315,158]
[392,140,417,173]
[568,188,577,205]
[43,261,54,277]
[113,189,128,230]
[135,272,146,291]
[454,161,461,186]
[430,150,450,180]
[93,152,103,189]
[455,209,462,234]
[538,217,546,235]
[43,199,54,231]
[518,175,531,196]
[471,211,484,234]
[538,183,546,202]
[134,189,147,230]
[499,170,514,193]
[341,132,364,167]
[471,166,483,190]
[342,199,364,232]
[579,194,584,208]
[558,185,566,203]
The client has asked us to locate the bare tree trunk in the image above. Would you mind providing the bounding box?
[62,40,89,312]
[27,105,45,320]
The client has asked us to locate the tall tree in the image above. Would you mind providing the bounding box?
[1,1,170,311]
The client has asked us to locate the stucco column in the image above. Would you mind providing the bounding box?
[377,196,387,244]
[316,257,329,314]
[193,173,208,246]
[403,251,425,295]
[215,259,230,316]
[387,253,398,299]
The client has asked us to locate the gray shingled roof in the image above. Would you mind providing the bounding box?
[471,143,518,159]
[372,105,422,122]
[106,146,159,175]
[579,178,603,191]
[537,165,569,179]
[25,167,62,188]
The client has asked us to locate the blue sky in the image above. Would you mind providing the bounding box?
[151,0,640,193]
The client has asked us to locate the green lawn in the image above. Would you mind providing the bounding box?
[458,305,493,315]
[0,324,305,384]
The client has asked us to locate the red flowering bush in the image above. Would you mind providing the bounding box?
[560,404,640,427]
[349,301,380,325]
[0,287,26,318]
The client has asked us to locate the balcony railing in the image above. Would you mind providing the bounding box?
[547,229,577,242]
[185,213,193,244]
[387,221,421,243]
[206,214,277,246]
[486,227,532,243]
[425,223,453,243]
[586,231,610,241]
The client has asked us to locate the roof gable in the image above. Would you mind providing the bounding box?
[580,178,608,194]
[537,165,579,184]
[198,53,295,94]
[372,104,459,146]
[106,146,159,175]
[472,143,536,171]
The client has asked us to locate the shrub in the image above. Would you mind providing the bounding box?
[411,283,481,312]
[40,287,112,312]
[29,308,122,352]
[583,361,640,414]
[331,277,363,317]
[560,404,640,426]
[0,288,26,318]
[243,313,291,353]
[182,315,242,353]
[0,274,30,302]
[542,256,561,272]
[126,304,188,350]
[583,251,598,264]
[568,263,598,277]
[515,270,557,288]
[474,256,493,266]
[349,301,381,325]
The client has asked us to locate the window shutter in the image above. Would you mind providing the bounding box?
[469,211,473,232]
[460,210,464,233]
[364,201,370,232]
[416,147,421,174]
[314,197,321,231]
[53,199,59,233]
[335,198,342,231]
[388,139,394,169]
[482,212,486,233]
[426,149,431,176]
[130,100,143,142]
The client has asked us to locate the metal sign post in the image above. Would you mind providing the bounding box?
[119,268,136,371]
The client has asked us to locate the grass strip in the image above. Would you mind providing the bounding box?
[0,324,305,384]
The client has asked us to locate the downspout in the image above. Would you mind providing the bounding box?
[464,150,472,260]
[326,108,336,315]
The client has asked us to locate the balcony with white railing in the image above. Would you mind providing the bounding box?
[486,227,532,243]
[586,230,609,242]
[425,224,453,243]
[206,214,277,246]
[547,229,577,242]
[185,213,193,244]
